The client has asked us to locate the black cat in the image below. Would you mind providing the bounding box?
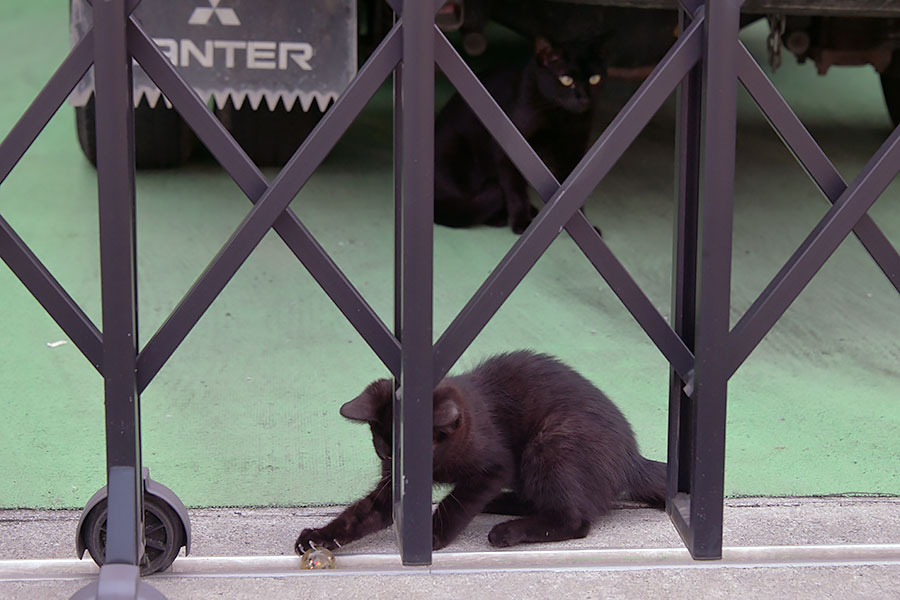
[434,37,607,234]
[294,350,665,553]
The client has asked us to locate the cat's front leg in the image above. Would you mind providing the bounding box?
[432,475,505,550]
[495,153,532,234]
[295,475,392,554]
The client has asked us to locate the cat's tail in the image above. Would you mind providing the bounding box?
[626,457,667,509]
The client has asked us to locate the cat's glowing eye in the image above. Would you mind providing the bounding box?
[558,75,574,87]
[589,74,602,85]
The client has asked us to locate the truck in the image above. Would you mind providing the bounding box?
[69,1,900,169]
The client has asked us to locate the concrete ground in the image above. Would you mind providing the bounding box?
[2,498,900,598]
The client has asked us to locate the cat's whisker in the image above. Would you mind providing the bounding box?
[371,477,390,505]
[446,491,465,511]
[435,503,445,532]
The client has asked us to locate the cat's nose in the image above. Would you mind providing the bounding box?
[572,91,590,110]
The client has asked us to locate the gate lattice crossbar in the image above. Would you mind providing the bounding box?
[430,16,702,382]
[1,0,899,588]
[130,20,404,390]
[665,0,900,558]
[0,32,99,369]
[729,44,900,376]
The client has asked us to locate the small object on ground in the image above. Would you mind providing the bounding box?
[300,547,336,570]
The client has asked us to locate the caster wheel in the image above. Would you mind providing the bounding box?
[82,494,185,576]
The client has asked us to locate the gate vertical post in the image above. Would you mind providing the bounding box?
[71,0,172,598]
[684,0,742,559]
[392,28,404,519]
[94,0,144,565]
[394,0,435,566]
[668,2,703,538]
[93,0,143,568]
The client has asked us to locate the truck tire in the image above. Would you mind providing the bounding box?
[880,51,900,127]
[214,98,325,168]
[75,95,196,169]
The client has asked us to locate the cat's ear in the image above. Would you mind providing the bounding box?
[534,36,561,67]
[433,385,462,433]
[340,378,392,423]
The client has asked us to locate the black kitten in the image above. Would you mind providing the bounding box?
[295,350,665,553]
[434,36,607,234]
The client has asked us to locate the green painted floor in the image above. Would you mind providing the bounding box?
[1,2,898,510]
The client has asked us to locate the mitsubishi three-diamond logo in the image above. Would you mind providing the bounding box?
[189,0,241,26]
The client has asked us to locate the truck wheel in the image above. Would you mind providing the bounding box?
[214,98,325,168]
[74,95,196,168]
[880,51,900,127]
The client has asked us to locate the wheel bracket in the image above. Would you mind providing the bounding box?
[75,468,191,561]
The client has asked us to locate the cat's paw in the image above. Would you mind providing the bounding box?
[432,517,468,550]
[487,521,524,548]
[511,218,531,235]
[509,204,534,235]
[295,528,340,555]
[432,522,455,550]
[432,532,448,551]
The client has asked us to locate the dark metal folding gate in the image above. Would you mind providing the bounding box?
[2,1,899,598]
